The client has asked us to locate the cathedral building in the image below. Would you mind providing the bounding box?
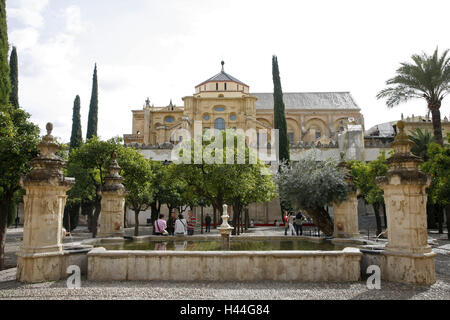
[124,62,364,147]
[123,62,375,225]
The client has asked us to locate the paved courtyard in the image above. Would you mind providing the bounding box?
[1,225,449,300]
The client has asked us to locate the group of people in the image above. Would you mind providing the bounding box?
[154,210,197,236]
[283,211,304,236]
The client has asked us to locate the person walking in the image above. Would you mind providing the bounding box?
[175,214,187,236]
[283,212,289,236]
[154,214,167,236]
[288,213,296,236]
[205,214,212,233]
[295,211,304,236]
[187,210,197,236]
[167,211,176,235]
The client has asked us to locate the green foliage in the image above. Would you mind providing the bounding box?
[422,137,450,206]
[117,147,154,214]
[174,130,276,217]
[70,95,83,150]
[0,0,10,106]
[86,64,98,140]
[272,55,290,163]
[276,157,347,236]
[0,105,40,195]
[8,47,18,109]
[377,48,450,146]
[348,151,389,205]
[0,104,40,267]
[66,137,121,206]
[277,157,348,212]
[408,128,434,161]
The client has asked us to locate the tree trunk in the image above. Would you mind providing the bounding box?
[373,203,383,236]
[306,207,333,237]
[213,206,217,228]
[430,107,444,147]
[91,201,101,238]
[82,202,94,232]
[0,199,8,270]
[134,210,140,237]
[123,205,128,228]
[446,205,450,241]
[200,206,204,234]
[437,205,444,234]
[245,208,249,232]
[427,202,436,229]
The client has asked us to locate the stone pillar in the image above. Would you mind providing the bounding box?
[333,154,360,238]
[98,152,127,238]
[377,121,435,285]
[17,123,75,283]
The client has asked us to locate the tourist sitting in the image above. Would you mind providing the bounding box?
[167,211,176,235]
[175,214,187,236]
[154,214,168,236]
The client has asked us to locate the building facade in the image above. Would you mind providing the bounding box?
[124,63,364,147]
[122,63,390,225]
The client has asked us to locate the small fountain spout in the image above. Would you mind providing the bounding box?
[376,230,388,242]
[217,204,234,250]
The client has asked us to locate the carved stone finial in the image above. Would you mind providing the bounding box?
[103,151,125,192]
[24,121,74,185]
[221,61,225,72]
[46,122,53,135]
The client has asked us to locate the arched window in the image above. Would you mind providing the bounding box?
[216,83,219,91]
[214,118,225,131]
[224,83,227,90]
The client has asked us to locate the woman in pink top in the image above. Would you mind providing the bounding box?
[154,214,167,235]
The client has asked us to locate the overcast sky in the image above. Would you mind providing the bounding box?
[6,0,450,142]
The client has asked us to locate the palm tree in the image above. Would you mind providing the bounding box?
[377,48,450,146]
[408,128,434,160]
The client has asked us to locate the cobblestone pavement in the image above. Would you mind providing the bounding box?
[1,225,449,300]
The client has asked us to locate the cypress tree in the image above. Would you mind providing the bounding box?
[0,0,10,106]
[9,47,18,108]
[86,64,98,140]
[70,95,82,149]
[272,55,290,164]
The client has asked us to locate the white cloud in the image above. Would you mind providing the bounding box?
[7,0,450,142]
[65,5,84,34]
[9,27,39,50]
[8,0,49,28]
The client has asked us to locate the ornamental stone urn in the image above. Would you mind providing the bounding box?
[377,120,435,285]
[97,152,127,238]
[16,123,75,283]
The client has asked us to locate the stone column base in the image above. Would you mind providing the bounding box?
[16,251,66,283]
[382,251,436,285]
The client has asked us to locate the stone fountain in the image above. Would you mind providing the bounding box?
[217,204,233,250]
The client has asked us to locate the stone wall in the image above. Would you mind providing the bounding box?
[88,247,362,282]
